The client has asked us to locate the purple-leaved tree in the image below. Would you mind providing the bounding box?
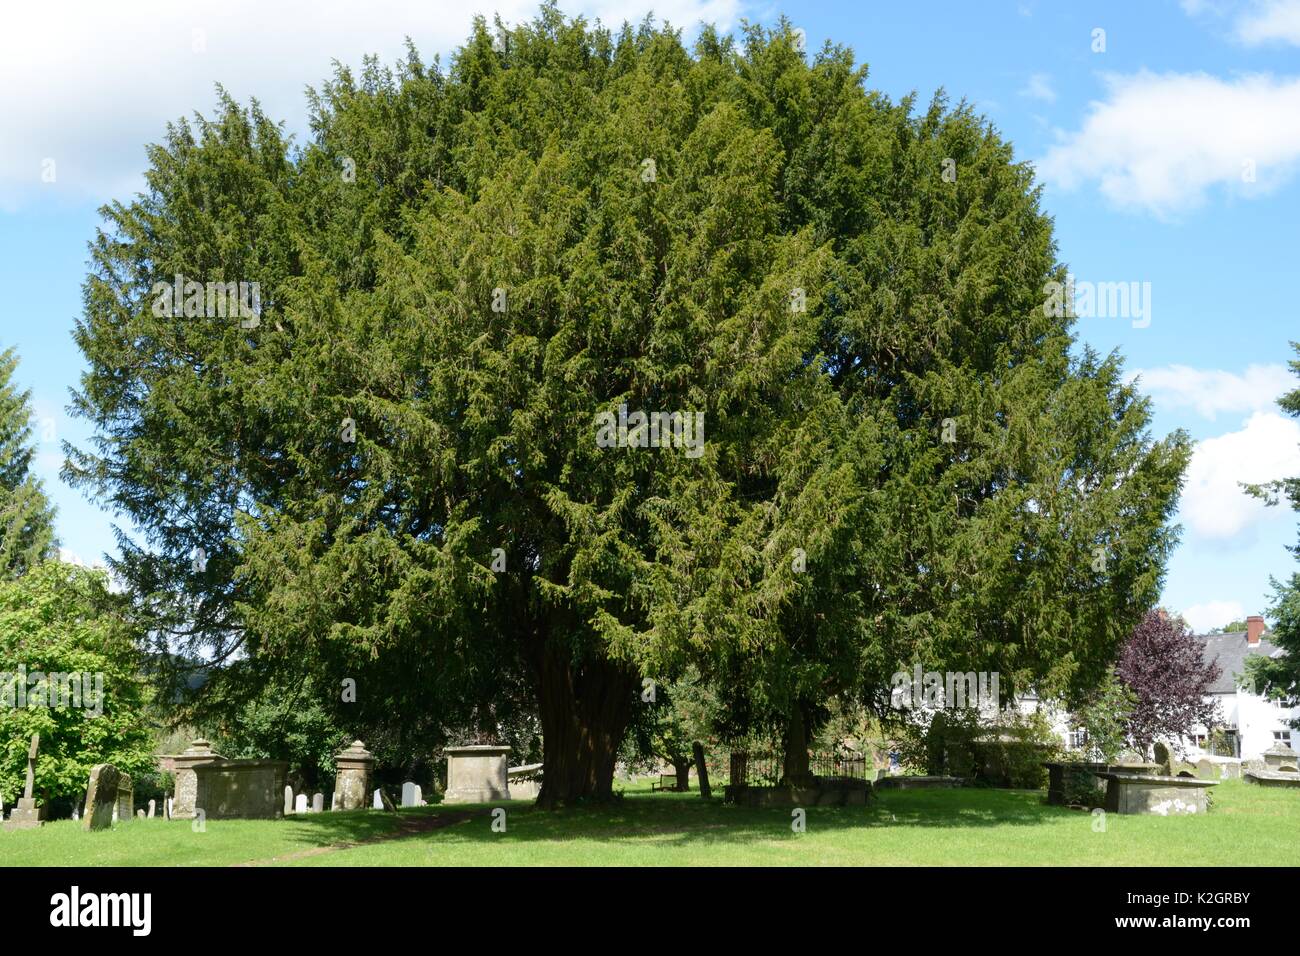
[1115,610,1222,756]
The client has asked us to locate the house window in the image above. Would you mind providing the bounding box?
[1068,729,1087,750]
[1194,734,1208,748]
[1275,731,1293,746]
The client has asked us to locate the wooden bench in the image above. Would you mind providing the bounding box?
[651,773,682,792]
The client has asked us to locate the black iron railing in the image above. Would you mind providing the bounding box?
[727,750,868,787]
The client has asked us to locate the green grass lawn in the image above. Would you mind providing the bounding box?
[3,779,1294,866]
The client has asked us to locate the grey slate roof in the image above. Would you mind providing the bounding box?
[1197,629,1282,694]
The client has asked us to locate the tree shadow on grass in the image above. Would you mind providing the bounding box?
[393,788,1078,851]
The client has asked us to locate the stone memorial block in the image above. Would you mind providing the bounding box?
[83,764,121,831]
[169,739,222,819]
[284,785,294,815]
[1099,772,1217,815]
[295,793,308,814]
[401,781,422,807]
[444,745,511,804]
[312,793,324,814]
[165,739,288,820]
[1262,743,1299,772]
[333,741,376,812]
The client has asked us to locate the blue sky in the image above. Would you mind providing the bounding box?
[1,0,1298,631]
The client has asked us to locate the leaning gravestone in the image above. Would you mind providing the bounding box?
[312,793,324,813]
[401,782,422,808]
[83,764,121,831]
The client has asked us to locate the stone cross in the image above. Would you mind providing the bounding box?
[23,733,38,800]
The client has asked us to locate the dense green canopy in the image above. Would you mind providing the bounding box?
[69,6,1190,803]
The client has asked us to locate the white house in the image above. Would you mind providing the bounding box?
[1181,615,1296,761]
[1024,614,1297,761]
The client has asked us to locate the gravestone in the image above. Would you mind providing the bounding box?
[166,797,173,819]
[1196,758,1216,780]
[330,793,336,811]
[295,793,308,814]
[284,785,294,815]
[373,789,384,809]
[147,799,155,818]
[1099,772,1217,815]
[333,741,376,811]
[444,745,511,804]
[116,773,133,821]
[401,782,422,807]
[4,734,46,830]
[312,793,324,814]
[1153,742,1171,775]
[1263,743,1299,772]
[83,764,121,831]
[136,810,145,820]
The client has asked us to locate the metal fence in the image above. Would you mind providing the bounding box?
[727,750,869,787]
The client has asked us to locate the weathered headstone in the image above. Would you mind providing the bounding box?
[401,781,422,808]
[136,809,146,820]
[4,733,46,830]
[166,797,173,819]
[83,764,121,831]
[373,788,383,809]
[116,773,133,821]
[1152,742,1171,775]
[147,799,156,818]
[284,785,294,815]
[312,792,324,814]
[333,741,376,811]
[295,793,308,814]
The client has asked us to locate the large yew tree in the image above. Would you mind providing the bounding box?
[69,7,1190,805]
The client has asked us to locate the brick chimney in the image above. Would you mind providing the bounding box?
[1247,615,1265,646]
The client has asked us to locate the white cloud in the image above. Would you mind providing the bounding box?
[1131,363,1294,420]
[1019,73,1056,103]
[1180,599,1246,632]
[1236,0,1300,45]
[0,0,744,211]
[1037,70,1300,215]
[1180,411,1300,540]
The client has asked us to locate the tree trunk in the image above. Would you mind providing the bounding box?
[781,705,815,787]
[672,756,692,792]
[692,741,712,799]
[533,638,637,809]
